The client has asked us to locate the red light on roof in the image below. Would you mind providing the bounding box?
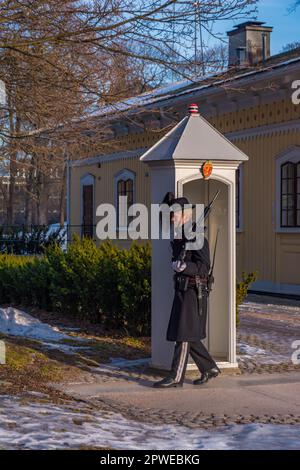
[188,103,199,115]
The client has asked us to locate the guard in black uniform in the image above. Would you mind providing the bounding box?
[153,197,221,388]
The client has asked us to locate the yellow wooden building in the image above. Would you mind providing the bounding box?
[68,21,300,296]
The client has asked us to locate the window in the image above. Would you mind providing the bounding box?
[236,47,246,66]
[114,169,135,229]
[281,161,300,228]
[117,179,134,226]
[275,146,300,232]
[80,174,95,238]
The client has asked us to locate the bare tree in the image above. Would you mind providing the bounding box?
[0,0,258,225]
[281,42,300,52]
[289,0,300,11]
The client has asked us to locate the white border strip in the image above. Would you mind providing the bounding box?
[71,147,148,168]
[250,280,300,296]
[226,119,300,141]
[70,119,300,168]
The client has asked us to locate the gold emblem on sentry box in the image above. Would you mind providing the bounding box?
[201,161,213,179]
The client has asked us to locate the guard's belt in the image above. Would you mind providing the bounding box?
[174,274,208,290]
[186,276,208,287]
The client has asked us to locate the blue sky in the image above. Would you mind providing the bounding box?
[216,0,300,55]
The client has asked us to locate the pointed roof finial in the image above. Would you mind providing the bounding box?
[188,103,199,116]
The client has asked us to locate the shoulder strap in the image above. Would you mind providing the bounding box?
[209,228,220,277]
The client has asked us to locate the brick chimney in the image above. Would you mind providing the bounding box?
[227,21,273,67]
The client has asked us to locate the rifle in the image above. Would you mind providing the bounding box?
[176,189,220,265]
[207,228,220,293]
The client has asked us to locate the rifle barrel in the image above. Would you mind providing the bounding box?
[203,190,220,220]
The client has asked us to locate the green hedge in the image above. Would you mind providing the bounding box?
[236,271,257,326]
[0,236,256,336]
[0,237,151,336]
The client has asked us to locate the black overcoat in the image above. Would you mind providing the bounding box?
[166,231,210,342]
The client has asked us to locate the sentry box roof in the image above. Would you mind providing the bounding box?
[140,104,249,163]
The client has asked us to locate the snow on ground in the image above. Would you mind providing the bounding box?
[0,306,94,356]
[236,342,288,366]
[236,295,300,366]
[0,307,70,342]
[0,306,89,354]
[41,342,91,354]
[237,343,267,356]
[239,295,300,324]
[240,298,300,316]
[0,395,299,450]
[91,357,150,373]
[236,341,284,364]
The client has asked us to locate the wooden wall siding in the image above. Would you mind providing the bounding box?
[210,99,300,134]
[70,95,300,285]
[276,234,300,284]
[105,98,300,152]
[234,130,300,283]
[92,98,300,154]
[114,129,165,152]
[70,156,151,241]
[236,236,244,279]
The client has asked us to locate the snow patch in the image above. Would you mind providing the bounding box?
[0,306,70,342]
[42,342,91,354]
[240,300,300,314]
[237,342,267,356]
[0,396,299,450]
[237,342,288,365]
[91,357,150,373]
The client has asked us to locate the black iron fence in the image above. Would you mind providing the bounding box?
[0,224,137,254]
[0,224,92,254]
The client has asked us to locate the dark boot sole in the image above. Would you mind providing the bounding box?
[193,373,219,385]
[153,382,183,389]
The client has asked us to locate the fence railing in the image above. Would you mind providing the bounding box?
[0,223,94,237]
[0,224,96,254]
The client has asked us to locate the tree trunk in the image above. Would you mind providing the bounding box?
[59,162,67,227]
[6,89,19,226]
[24,158,35,227]
[36,170,50,225]
[7,160,16,225]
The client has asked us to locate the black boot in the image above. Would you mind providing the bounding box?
[153,376,183,388]
[193,366,221,385]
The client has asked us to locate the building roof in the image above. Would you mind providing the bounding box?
[140,105,249,163]
[92,46,300,120]
[227,20,273,35]
[71,42,300,167]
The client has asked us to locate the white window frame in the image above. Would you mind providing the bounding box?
[275,146,300,233]
[114,169,135,231]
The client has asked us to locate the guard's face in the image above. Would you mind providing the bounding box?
[171,210,184,228]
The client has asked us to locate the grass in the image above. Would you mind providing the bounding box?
[59,334,150,360]
[0,337,82,396]
[84,335,150,361]
[0,304,151,398]
[0,329,150,397]
[0,307,150,451]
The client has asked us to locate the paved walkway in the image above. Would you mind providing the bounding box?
[58,370,300,428]
[55,294,300,429]
[237,294,300,373]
